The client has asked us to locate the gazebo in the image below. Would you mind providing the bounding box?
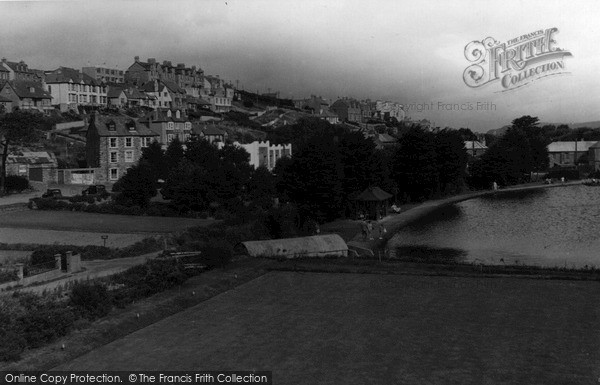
[352,186,393,220]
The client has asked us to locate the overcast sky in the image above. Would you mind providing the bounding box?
[0,0,598,131]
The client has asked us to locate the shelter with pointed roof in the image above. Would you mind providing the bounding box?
[352,186,393,219]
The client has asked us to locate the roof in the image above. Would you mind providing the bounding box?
[162,80,185,94]
[90,114,159,137]
[45,67,97,85]
[123,87,146,100]
[236,234,348,258]
[201,125,226,136]
[377,133,397,143]
[464,140,487,150]
[4,80,51,99]
[7,151,56,165]
[0,95,12,102]
[139,109,188,123]
[107,87,124,98]
[547,141,599,152]
[353,186,393,201]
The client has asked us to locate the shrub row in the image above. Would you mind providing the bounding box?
[29,198,197,218]
[0,257,199,362]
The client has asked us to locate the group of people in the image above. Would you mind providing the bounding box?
[360,219,386,241]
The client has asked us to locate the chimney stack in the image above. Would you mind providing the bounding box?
[134,56,139,62]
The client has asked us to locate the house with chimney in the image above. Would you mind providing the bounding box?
[85,115,159,182]
[44,67,107,112]
[330,98,362,123]
[82,66,125,84]
[193,124,227,144]
[0,80,52,113]
[139,109,192,145]
[125,57,203,93]
[0,58,43,82]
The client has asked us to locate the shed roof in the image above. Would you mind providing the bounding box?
[236,234,347,258]
[547,141,599,152]
[464,140,487,150]
[353,186,393,201]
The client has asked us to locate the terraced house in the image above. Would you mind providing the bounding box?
[125,57,204,92]
[139,109,192,145]
[86,114,159,182]
[45,67,108,112]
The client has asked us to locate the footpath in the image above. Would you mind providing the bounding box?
[346,180,583,255]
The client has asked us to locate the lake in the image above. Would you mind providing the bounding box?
[388,185,600,268]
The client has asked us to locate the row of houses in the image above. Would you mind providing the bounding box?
[0,56,234,114]
[83,110,291,183]
[293,95,407,124]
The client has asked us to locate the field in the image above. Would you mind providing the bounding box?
[0,210,213,233]
[56,272,600,384]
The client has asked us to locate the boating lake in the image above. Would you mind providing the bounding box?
[388,184,600,268]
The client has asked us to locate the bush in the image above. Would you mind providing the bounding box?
[0,331,26,362]
[19,304,75,348]
[200,243,233,269]
[70,281,112,320]
[5,175,30,193]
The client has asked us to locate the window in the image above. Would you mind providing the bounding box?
[48,85,52,93]
[109,151,118,163]
[167,134,174,143]
[142,137,150,147]
[125,137,133,147]
[109,168,119,180]
[109,137,117,148]
[185,122,191,130]
[168,122,174,129]
[124,150,134,163]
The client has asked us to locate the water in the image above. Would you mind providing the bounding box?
[388,185,600,268]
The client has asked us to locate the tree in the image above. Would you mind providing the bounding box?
[139,140,166,182]
[391,126,439,201]
[435,129,468,195]
[0,111,43,194]
[113,164,157,207]
[164,137,185,172]
[247,166,276,209]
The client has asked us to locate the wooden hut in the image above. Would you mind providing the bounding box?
[235,234,348,259]
[352,186,393,220]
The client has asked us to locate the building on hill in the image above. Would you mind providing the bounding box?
[125,57,204,92]
[139,109,191,145]
[330,98,362,123]
[0,80,52,113]
[375,100,405,121]
[235,140,292,171]
[82,66,125,84]
[85,114,159,182]
[193,124,227,144]
[0,58,43,82]
[44,67,107,112]
[464,140,488,157]
[547,140,599,168]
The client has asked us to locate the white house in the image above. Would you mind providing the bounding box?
[45,67,107,112]
[234,140,292,171]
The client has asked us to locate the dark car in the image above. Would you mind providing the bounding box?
[41,188,63,199]
[82,185,107,196]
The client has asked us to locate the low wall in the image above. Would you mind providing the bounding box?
[0,252,83,291]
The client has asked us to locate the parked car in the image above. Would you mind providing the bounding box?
[82,185,107,196]
[41,188,63,199]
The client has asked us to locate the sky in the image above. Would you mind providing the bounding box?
[0,0,598,132]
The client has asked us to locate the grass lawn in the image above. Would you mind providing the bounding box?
[0,210,215,234]
[55,272,600,384]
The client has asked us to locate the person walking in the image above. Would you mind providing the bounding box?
[361,219,368,241]
[367,220,374,240]
[378,222,386,239]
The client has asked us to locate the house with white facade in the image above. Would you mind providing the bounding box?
[235,140,292,171]
[45,67,107,112]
